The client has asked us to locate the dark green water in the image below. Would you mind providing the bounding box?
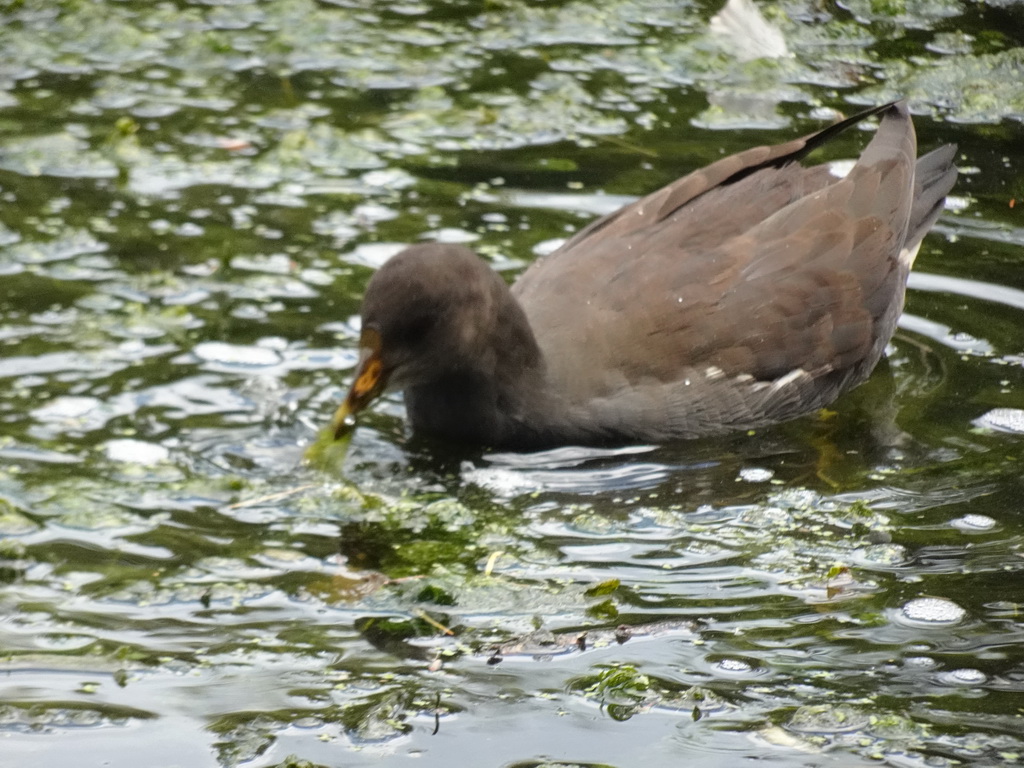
[2,1,1023,766]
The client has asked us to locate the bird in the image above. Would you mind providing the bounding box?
[323,101,957,451]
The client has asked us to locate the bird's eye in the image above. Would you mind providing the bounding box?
[393,315,434,346]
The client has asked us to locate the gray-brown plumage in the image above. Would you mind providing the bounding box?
[331,101,958,449]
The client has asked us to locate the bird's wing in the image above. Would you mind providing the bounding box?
[512,102,919,406]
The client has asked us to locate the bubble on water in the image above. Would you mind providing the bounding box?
[903,656,938,670]
[714,657,753,675]
[738,467,774,483]
[939,668,987,685]
[900,597,966,626]
[950,513,996,532]
[974,407,1024,434]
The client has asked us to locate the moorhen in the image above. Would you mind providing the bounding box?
[325,101,957,450]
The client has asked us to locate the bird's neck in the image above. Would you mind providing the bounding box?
[404,291,549,447]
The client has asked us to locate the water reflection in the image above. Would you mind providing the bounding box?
[467,444,686,496]
[1,0,1024,765]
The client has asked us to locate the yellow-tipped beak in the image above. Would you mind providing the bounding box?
[331,328,385,440]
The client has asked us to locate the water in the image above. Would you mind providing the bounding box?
[1,1,1024,766]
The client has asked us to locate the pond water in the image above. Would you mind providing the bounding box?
[1,1,1023,767]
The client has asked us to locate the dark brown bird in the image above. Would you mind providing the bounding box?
[326,101,957,450]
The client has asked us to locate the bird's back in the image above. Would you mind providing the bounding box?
[511,102,957,442]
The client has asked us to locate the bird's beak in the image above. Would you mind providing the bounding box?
[330,327,386,440]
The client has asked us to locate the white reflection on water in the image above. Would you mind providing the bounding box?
[465,443,704,496]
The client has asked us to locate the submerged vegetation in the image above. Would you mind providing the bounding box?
[0,0,1023,766]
